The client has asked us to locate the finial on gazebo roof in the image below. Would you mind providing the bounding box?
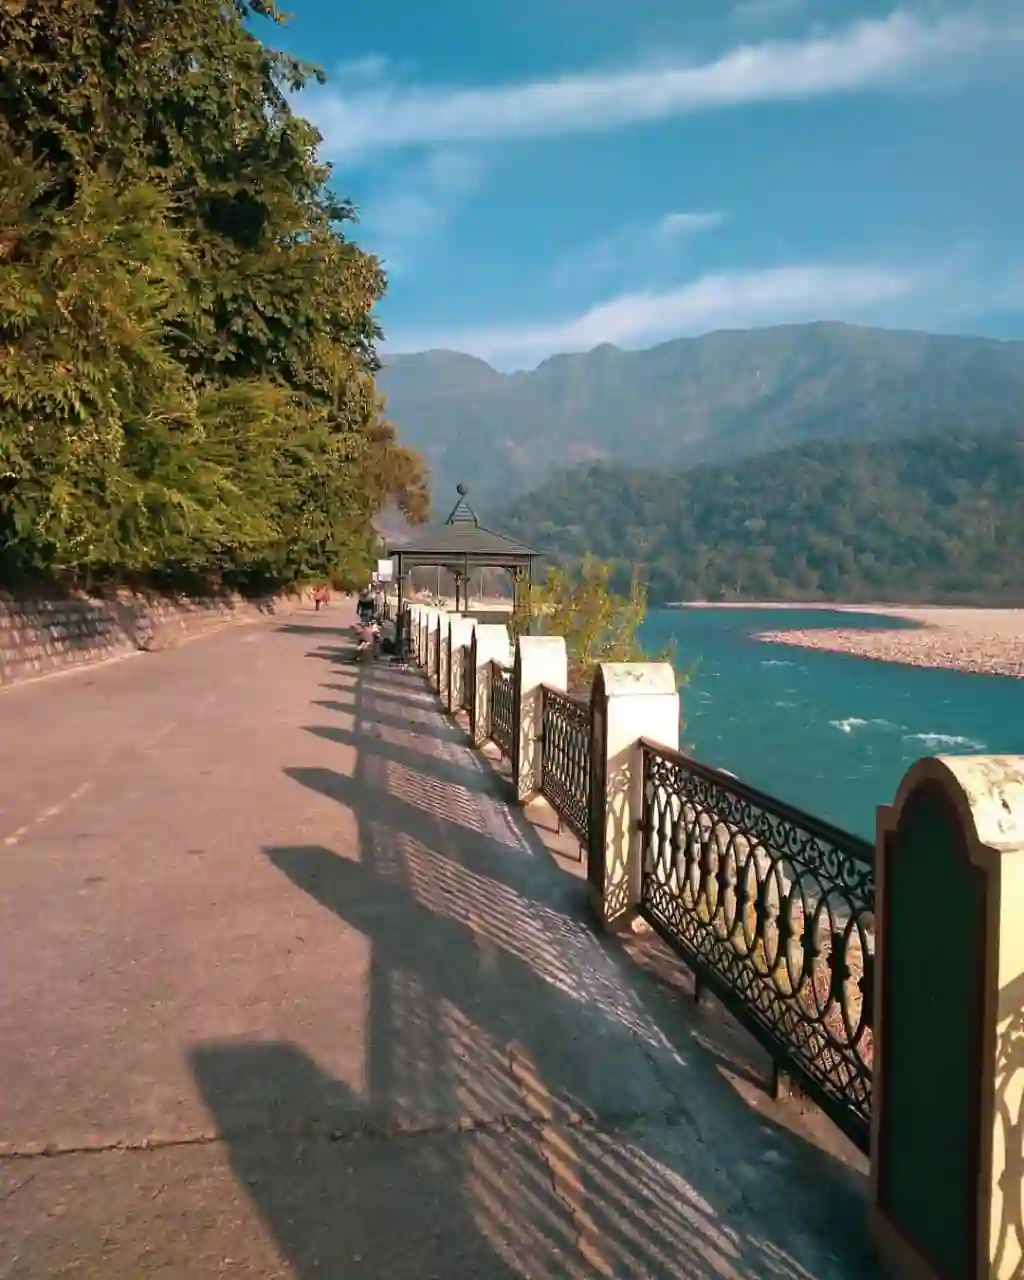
[445,483,478,526]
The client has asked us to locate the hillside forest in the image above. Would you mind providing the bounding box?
[0,0,429,594]
[379,324,1024,507]
[496,431,1024,606]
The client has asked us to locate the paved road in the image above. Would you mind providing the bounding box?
[0,607,882,1278]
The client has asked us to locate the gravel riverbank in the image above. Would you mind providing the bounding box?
[754,607,1024,679]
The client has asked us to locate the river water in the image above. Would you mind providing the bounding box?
[638,606,1024,840]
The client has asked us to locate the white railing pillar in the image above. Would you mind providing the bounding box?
[425,610,441,691]
[588,663,679,931]
[470,623,510,747]
[447,616,476,713]
[513,634,568,803]
[408,605,422,662]
[871,754,1024,1280]
[438,611,454,700]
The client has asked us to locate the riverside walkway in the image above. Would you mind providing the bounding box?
[0,603,881,1278]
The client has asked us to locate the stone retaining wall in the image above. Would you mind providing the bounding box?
[0,591,301,689]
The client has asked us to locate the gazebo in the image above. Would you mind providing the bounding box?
[387,484,542,617]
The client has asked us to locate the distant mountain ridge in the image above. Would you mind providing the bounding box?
[378,322,1024,511]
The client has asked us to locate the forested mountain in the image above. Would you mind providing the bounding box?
[494,431,1024,605]
[379,323,1024,510]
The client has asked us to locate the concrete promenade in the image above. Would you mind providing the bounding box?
[0,604,881,1277]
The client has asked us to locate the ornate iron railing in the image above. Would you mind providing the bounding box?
[540,685,591,845]
[490,662,515,758]
[460,647,472,710]
[639,742,875,1153]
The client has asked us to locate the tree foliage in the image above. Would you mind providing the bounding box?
[0,0,428,590]
[499,431,1024,606]
[517,557,678,692]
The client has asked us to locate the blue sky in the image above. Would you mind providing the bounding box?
[268,1,1024,369]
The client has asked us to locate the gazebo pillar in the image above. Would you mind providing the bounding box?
[512,564,532,631]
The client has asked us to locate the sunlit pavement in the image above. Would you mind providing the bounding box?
[0,607,880,1278]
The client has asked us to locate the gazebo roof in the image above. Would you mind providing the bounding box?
[388,486,541,570]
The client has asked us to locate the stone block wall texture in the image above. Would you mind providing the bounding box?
[0,591,301,689]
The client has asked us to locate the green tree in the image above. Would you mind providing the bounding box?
[518,556,679,693]
[0,0,428,590]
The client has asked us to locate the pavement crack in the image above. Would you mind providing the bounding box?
[0,1130,226,1162]
[0,1100,694,1164]
[507,1041,614,1277]
[0,1172,37,1202]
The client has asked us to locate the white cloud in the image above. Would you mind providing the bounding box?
[358,149,484,274]
[658,211,727,238]
[552,210,727,291]
[303,11,1021,163]
[388,263,923,365]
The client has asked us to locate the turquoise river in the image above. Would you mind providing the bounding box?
[638,606,1024,840]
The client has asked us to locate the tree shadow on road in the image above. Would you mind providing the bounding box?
[192,663,881,1279]
[191,1038,529,1279]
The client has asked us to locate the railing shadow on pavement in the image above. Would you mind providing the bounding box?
[313,693,464,746]
[190,651,882,1280]
[318,657,875,1146]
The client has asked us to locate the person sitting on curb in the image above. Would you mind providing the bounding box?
[355,620,380,660]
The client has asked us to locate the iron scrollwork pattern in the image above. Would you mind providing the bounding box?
[540,685,591,844]
[639,744,875,1152]
[490,663,515,758]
